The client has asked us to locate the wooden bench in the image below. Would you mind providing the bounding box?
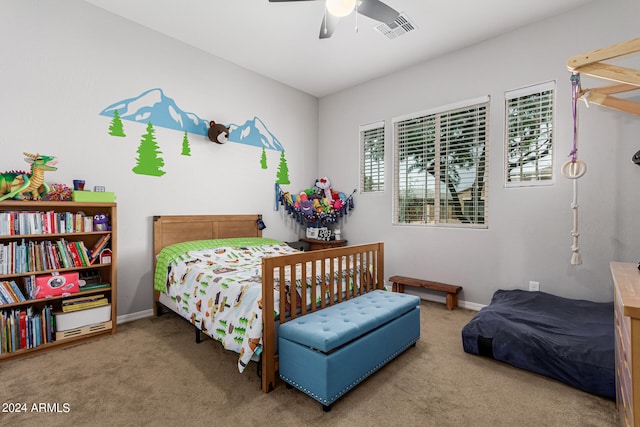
[389,275,462,310]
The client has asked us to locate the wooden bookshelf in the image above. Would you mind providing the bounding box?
[0,201,117,360]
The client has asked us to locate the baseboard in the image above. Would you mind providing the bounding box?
[408,292,485,312]
[116,309,154,324]
[459,300,484,311]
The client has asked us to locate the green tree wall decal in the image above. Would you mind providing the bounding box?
[276,151,290,184]
[181,131,191,156]
[132,122,166,176]
[260,147,267,169]
[109,109,126,137]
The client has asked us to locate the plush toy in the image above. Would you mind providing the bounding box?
[322,197,332,212]
[208,120,230,144]
[0,152,58,201]
[315,177,333,201]
[300,200,314,216]
[93,213,111,231]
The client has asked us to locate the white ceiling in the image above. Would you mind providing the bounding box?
[83,0,594,98]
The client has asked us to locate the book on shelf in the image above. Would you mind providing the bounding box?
[56,239,71,268]
[0,210,97,236]
[66,241,82,267]
[62,294,105,305]
[76,241,90,266]
[0,305,55,354]
[79,282,110,292]
[88,234,111,264]
[0,281,17,304]
[7,280,26,302]
[20,275,37,300]
[19,310,26,349]
[61,298,108,313]
[61,294,108,312]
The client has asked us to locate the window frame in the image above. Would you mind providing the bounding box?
[359,121,385,193]
[392,96,490,229]
[504,81,556,188]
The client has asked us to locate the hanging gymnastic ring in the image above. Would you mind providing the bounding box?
[561,159,587,179]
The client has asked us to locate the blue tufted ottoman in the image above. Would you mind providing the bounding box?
[279,290,420,411]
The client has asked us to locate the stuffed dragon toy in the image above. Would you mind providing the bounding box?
[0,152,58,201]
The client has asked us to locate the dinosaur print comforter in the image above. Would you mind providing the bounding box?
[156,237,356,372]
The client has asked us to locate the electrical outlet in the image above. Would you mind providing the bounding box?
[529,281,540,292]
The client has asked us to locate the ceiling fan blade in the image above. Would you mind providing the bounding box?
[319,13,340,39]
[357,0,400,24]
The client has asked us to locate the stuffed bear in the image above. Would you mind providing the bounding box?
[208,120,230,144]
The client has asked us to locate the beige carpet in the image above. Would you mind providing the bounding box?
[0,301,618,427]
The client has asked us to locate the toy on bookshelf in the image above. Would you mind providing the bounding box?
[78,269,101,286]
[99,249,112,264]
[44,183,72,201]
[34,272,80,299]
[0,152,58,202]
[92,213,111,231]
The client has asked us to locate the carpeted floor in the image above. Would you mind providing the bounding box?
[0,300,619,427]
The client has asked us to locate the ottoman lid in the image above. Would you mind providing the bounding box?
[279,290,420,353]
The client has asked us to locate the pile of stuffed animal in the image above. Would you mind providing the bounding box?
[279,177,355,225]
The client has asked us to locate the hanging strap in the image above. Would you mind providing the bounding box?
[561,73,587,265]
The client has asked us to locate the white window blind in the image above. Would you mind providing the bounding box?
[360,121,385,193]
[393,97,489,227]
[505,81,555,186]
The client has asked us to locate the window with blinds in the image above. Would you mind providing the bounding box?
[505,81,555,186]
[360,122,385,193]
[393,97,489,227]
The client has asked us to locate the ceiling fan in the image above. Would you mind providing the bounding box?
[268,0,401,39]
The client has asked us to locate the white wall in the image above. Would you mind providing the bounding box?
[319,0,640,306]
[1,0,318,317]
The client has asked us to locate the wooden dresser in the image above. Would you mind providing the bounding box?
[611,262,640,427]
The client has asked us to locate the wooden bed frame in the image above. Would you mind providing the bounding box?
[152,214,385,393]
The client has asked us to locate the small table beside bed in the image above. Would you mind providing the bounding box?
[152,214,385,394]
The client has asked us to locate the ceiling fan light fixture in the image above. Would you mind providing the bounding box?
[326,0,356,18]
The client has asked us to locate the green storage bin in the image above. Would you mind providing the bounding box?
[72,191,116,203]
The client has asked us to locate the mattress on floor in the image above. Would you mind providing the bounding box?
[461,289,614,399]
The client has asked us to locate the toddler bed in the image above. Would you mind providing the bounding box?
[152,214,384,393]
[461,289,614,399]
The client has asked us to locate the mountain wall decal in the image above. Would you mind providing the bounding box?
[99,88,209,136]
[228,116,284,151]
[100,89,285,152]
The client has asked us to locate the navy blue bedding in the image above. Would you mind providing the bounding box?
[461,289,614,399]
